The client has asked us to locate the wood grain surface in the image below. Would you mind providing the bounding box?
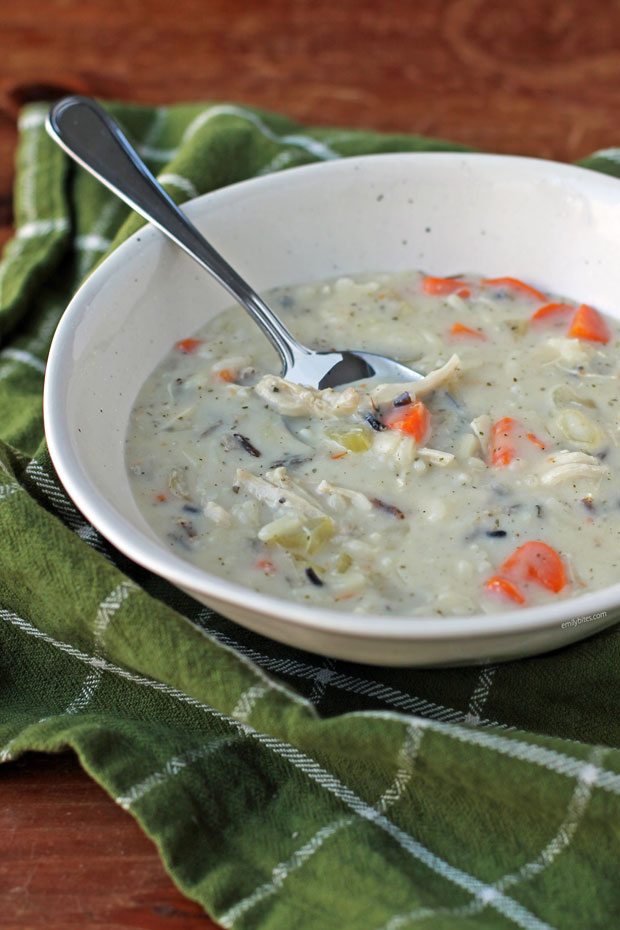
[0,753,214,929]
[1,0,620,926]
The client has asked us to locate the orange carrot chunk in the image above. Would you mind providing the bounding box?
[423,276,470,296]
[484,576,526,605]
[500,541,566,593]
[531,302,574,323]
[482,277,546,302]
[449,322,487,340]
[568,304,610,344]
[174,337,203,354]
[384,400,432,443]
[489,416,520,467]
[216,368,236,383]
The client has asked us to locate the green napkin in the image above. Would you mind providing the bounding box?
[1,101,620,930]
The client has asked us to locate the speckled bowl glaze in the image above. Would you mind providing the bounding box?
[44,153,620,665]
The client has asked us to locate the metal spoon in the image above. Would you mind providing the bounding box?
[46,96,423,390]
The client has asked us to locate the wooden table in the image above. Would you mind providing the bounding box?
[1,1,619,925]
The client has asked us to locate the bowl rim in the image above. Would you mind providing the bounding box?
[44,150,620,643]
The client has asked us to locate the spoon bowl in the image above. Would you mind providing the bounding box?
[46,96,423,390]
[288,348,422,389]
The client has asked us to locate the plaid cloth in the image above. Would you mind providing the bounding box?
[1,101,620,930]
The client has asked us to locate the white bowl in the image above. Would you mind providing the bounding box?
[44,153,620,666]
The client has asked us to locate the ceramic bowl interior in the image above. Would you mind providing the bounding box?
[44,153,620,665]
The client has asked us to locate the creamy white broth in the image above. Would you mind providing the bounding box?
[125,271,620,615]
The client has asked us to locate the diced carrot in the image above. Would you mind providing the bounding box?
[482,277,546,302]
[384,400,431,443]
[489,417,520,467]
[500,541,566,593]
[331,451,348,459]
[216,368,236,382]
[526,432,546,450]
[423,276,470,296]
[568,304,610,344]
[155,493,167,502]
[484,576,526,605]
[490,418,547,463]
[255,559,276,575]
[531,302,574,323]
[449,322,487,340]
[174,337,203,354]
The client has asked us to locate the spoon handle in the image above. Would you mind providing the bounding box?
[45,95,308,371]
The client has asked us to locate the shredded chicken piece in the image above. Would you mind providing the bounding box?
[536,337,597,368]
[371,430,417,469]
[371,354,460,405]
[204,501,232,525]
[233,468,325,518]
[456,433,480,461]
[538,450,610,485]
[470,414,492,458]
[417,447,455,466]
[316,479,373,512]
[254,375,361,417]
[265,467,328,512]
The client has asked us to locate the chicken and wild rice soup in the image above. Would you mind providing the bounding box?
[126,272,620,615]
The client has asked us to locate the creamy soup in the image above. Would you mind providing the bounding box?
[125,271,620,615]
